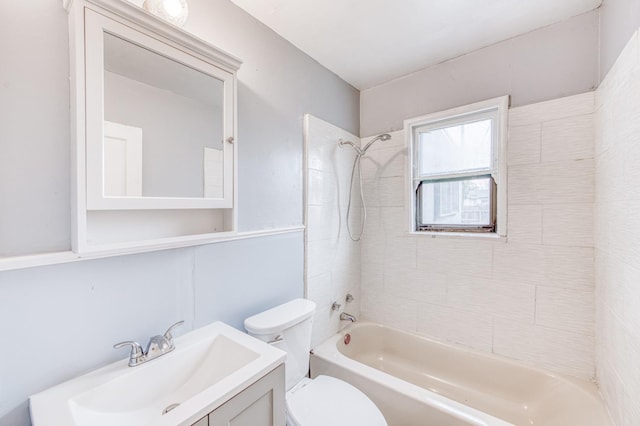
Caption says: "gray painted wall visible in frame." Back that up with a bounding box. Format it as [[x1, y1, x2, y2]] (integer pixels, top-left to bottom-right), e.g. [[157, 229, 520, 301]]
[[0, 0, 358, 424], [360, 10, 600, 137], [599, 0, 640, 79], [0, 1, 71, 257]]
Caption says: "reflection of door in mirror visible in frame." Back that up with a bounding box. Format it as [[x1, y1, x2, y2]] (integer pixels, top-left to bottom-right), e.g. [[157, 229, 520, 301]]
[[203, 147, 223, 198], [102, 32, 225, 199], [103, 121, 143, 197]]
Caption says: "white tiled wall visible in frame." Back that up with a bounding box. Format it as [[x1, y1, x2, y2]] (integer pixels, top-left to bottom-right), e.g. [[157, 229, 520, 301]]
[[359, 92, 597, 379], [595, 29, 640, 426], [304, 115, 362, 347]]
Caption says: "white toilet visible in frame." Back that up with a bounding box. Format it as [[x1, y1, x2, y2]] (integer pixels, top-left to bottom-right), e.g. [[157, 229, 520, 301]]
[[244, 298, 387, 426]]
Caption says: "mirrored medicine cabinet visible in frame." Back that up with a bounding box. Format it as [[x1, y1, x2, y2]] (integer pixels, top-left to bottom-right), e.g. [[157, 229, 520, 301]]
[[64, 0, 242, 254]]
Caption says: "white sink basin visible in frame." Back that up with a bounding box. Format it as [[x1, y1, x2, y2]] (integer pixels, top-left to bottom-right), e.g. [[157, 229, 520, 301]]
[[30, 322, 286, 426]]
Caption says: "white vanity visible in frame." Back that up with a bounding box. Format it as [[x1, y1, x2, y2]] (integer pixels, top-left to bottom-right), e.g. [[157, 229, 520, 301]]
[[29, 322, 286, 426], [64, 0, 241, 254]]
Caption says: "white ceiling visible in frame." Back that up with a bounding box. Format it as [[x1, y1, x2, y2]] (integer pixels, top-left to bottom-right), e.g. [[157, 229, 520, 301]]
[[230, 0, 602, 90]]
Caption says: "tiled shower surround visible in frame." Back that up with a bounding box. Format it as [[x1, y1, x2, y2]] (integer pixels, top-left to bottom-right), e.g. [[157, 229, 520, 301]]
[[304, 115, 362, 347], [595, 29, 640, 426], [359, 92, 596, 379], [304, 33, 640, 422]]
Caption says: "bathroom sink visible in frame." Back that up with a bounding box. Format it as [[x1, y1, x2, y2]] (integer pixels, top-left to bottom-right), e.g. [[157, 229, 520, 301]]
[[29, 322, 286, 426]]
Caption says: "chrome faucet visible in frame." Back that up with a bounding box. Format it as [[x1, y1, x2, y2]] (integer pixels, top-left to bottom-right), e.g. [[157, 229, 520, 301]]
[[339, 312, 357, 322], [114, 320, 184, 367]]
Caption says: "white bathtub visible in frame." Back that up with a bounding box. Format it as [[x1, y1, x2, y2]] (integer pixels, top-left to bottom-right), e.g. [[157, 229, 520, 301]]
[[310, 322, 611, 426]]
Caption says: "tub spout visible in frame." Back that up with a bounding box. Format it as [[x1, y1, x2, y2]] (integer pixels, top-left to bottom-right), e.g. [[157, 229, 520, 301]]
[[340, 312, 357, 322]]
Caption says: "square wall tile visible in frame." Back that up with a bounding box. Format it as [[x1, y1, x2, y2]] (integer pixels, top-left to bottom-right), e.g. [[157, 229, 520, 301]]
[[372, 177, 405, 207], [508, 92, 594, 127], [330, 267, 359, 303], [541, 114, 594, 162], [623, 124, 640, 201], [361, 179, 381, 207], [493, 318, 595, 379], [331, 237, 360, 277], [360, 263, 384, 293], [508, 159, 594, 205], [542, 245, 594, 291], [307, 169, 338, 206], [508, 124, 541, 166], [596, 359, 624, 426], [507, 204, 542, 244], [360, 290, 418, 332], [493, 243, 544, 285], [306, 238, 343, 279], [535, 286, 595, 335], [360, 146, 407, 180], [416, 303, 493, 352], [307, 272, 332, 308], [619, 263, 640, 333], [311, 304, 342, 348], [361, 232, 385, 268], [362, 206, 382, 237], [384, 236, 417, 270], [306, 204, 340, 242], [623, 385, 640, 426], [542, 203, 594, 247], [447, 275, 536, 323], [380, 206, 409, 238], [417, 238, 494, 278], [383, 267, 447, 305]]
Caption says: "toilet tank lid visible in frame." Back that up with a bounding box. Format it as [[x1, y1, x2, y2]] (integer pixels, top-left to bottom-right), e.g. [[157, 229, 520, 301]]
[[244, 299, 316, 335]]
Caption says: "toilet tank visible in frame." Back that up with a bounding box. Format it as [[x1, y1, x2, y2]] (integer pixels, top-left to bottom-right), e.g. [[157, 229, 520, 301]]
[[244, 299, 316, 390]]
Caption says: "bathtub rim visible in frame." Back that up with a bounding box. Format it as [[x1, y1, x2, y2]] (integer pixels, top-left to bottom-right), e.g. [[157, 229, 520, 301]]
[[312, 322, 513, 426], [311, 321, 611, 426]]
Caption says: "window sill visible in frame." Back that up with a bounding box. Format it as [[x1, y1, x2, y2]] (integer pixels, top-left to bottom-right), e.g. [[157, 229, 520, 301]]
[[409, 231, 506, 241]]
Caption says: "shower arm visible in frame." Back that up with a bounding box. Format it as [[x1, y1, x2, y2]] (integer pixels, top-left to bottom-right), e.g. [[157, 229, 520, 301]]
[[339, 133, 390, 156], [338, 139, 363, 156]]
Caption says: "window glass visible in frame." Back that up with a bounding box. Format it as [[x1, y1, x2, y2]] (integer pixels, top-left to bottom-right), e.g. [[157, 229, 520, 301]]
[[418, 119, 492, 176], [418, 176, 493, 228]]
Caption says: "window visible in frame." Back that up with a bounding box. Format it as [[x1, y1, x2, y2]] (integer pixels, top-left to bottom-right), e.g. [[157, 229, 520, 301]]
[[405, 97, 508, 235]]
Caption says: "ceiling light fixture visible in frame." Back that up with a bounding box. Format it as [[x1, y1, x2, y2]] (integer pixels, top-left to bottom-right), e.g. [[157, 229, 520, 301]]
[[143, 0, 189, 27]]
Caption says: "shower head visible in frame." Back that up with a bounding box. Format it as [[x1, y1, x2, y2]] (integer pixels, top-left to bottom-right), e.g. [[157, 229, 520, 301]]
[[361, 133, 392, 154]]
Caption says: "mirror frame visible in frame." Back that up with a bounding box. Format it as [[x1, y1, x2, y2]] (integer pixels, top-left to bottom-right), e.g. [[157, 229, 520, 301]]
[[85, 8, 235, 210]]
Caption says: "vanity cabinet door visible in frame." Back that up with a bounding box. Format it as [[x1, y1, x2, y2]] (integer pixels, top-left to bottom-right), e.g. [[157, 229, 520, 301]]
[[208, 364, 285, 426]]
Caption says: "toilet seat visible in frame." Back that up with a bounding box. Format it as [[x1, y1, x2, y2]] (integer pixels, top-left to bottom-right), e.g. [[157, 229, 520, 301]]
[[286, 375, 387, 426]]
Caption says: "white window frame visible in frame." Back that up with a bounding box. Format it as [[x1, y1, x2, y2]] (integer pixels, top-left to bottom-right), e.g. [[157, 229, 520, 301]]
[[404, 96, 509, 237]]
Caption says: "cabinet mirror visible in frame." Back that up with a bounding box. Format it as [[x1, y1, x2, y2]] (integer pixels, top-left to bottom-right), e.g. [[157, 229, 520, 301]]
[[85, 8, 235, 210]]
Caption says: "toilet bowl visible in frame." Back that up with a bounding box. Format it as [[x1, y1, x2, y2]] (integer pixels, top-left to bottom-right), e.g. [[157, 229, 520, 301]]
[[244, 299, 387, 426], [286, 375, 386, 426]]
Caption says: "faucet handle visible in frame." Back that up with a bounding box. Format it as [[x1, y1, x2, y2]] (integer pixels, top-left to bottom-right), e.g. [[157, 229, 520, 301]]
[[113, 341, 144, 366], [163, 320, 184, 344]]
